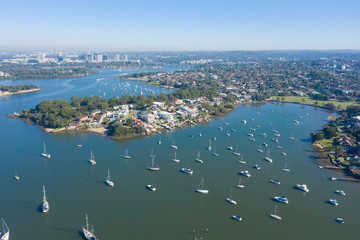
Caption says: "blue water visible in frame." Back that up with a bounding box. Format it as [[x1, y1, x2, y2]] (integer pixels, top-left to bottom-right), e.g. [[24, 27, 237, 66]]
[[0, 69, 359, 240]]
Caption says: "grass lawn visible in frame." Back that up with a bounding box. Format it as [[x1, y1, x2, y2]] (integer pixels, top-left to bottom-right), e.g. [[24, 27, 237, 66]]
[[317, 138, 334, 148], [270, 96, 360, 110]]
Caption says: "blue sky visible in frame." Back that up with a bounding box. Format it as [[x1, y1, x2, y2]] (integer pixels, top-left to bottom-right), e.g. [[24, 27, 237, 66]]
[[0, 0, 359, 50]]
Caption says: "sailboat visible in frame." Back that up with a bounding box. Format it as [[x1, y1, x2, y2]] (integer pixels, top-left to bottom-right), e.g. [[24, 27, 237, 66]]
[[265, 149, 273, 163], [0, 218, 9, 240], [196, 177, 209, 194], [195, 151, 203, 163], [14, 171, 19, 181], [207, 139, 212, 151], [148, 156, 160, 171], [89, 151, 96, 165], [41, 142, 51, 158], [172, 151, 180, 162], [257, 145, 263, 153], [41, 185, 49, 213], [226, 189, 237, 204], [238, 154, 246, 164], [226, 130, 230, 136], [282, 162, 290, 172], [170, 139, 178, 150], [233, 147, 240, 156], [105, 169, 114, 187], [270, 205, 282, 220], [199, 130, 202, 137], [236, 177, 244, 188], [212, 147, 219, 157], [82, 214, 98, 240], [124, 148, 131, 159], [158, 136, 162, 145]]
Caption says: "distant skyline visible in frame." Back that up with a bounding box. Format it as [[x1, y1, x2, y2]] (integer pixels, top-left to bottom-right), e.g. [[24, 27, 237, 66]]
[[1, 0, 360, 51]]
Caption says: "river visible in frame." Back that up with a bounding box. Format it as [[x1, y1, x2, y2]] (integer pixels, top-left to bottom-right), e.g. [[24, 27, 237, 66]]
[[0, 67, 359, 240]]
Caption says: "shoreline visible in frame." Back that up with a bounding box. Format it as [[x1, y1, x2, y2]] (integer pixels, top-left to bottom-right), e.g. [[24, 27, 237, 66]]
[[1, 88, 41, 96]]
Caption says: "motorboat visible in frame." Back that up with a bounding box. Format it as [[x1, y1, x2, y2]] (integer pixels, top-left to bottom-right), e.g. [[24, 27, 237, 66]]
[[335, 190, 345, 196], [336, 218, 344, 224], [329, 199, 338, 206], [296, 184, 309, 192], [270, 179, 280, 185], [181, 168, 193, 175], [147, 185, 156, 191], [232, 215, 242, 221], [274, 196, 288, 204], [240, 170, 251, 177]]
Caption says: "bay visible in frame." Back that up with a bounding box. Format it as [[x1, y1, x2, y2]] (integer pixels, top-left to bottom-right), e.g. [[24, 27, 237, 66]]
[[0, 68, 359, 240]]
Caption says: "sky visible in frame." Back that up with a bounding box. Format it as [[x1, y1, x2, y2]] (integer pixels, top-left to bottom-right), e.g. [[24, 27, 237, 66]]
[[0, 0, 359, 51]]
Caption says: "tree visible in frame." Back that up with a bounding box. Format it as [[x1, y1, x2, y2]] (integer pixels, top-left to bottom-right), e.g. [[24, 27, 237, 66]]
[[323, 127, 337, 139], [126, 117, 133, 126], [312, 133, 324, 143]]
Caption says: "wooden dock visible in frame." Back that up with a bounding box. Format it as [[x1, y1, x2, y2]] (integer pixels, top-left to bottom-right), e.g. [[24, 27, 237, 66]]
[[319, 165, 346, 170]]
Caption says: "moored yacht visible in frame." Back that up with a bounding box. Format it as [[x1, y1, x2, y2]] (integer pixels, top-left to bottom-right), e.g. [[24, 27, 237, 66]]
[[227, 146, 233, 151], [296, 184, 309, 192], [254, 165, 260, 170], [148, 156, 160, 171], [41, 142, 51, 158], [195, 151, 203, 164], [336, 218, 344, 224], [274, 196, 288, 204], [181, 168, 193, 175], [124, 148, 131, 159], [172, 151, 180, 162], [0, 218, 10, 240], [232, 215, 242, 221], [236, 177, 244, 188], [105, 169, 114, 187], [82, 214, 98, 240], [240, 170, 251, 177], [329, 199, 339, 206], [226, 189, 237, 204], [196, 178, 209, 194], [41, 185, 49, 213], [89, 150, 96, 165], [270, 205, 281, 220], [270, 179, 280, 185], [147, 185, 156, 191], [335, 190, 345, 196]]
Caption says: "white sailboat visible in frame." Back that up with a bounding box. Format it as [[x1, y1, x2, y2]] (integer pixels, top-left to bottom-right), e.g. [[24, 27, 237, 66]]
[[207, 139, 212, 151], [172, 151, 180, 162], [195, 151, 203, 163], [89, 150, 96, 165], [265, 149, 273, 163], [212, 147, 219, 157], [158, 136, 162, 145], [257, 145, 263, 153], [148, 156, 160, 171], [0, 218, 9, 240], [196, 177, 209, 194], [170, 139, 178, 150], [270, 205, 281, 220], [238, 154, 246, 164], [226, 130, 230, 136], [124, 148, 131, 159], [105, 169, 114, 187], [226, 189, 237, 204], [233, 147, 240, 156], [282, 162, 290, 172], [82, 214, 98, 240], [236, 177, 244, 188], [41, 142, 51, 158], [199, 130, 202, 137], [41, 185, 49, 213], [14, 171, 19, 181]]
